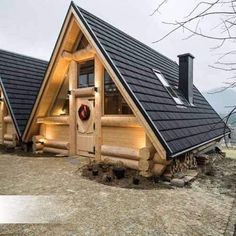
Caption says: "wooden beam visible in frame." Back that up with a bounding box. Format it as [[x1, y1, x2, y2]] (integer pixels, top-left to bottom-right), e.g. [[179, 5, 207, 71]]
[[152, 164, 167, 176], [36, 116, 69, 125], [101, 155, 139, 170], [1, 101, 7, 143], [61, 45, 95, 62], [94, 56, 103, 162], [74, 87, 96, 98], [32, 135, 45, 144], [3, 134, 16, 147], [33, 143, 44, 152], [153, 152, 172, 165], [101, 145, 140, 161], [43, 147, 69, 156], [44, 139, 70, 150], [4, 134, 15, 141], [139, 147, 151, 160], [101, 116, 141, 128], [3, 116, 12, 123], [69, 61, 77, 156]]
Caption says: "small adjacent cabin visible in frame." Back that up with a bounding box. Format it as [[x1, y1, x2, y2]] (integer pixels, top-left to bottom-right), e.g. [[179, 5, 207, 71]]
[[23, 3, 230, 176], [0, 49, 47, 147]]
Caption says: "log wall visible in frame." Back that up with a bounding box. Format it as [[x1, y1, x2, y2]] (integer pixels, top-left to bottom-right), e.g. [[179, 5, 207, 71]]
[[102, 126, 146, 149], [42, 124, 69, 141], [0, 105, 2, 144]]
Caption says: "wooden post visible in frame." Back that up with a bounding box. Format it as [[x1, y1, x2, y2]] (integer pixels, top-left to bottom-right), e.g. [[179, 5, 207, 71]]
[[0, 92, 3, 144], [69, 61, 78, 156], [145, 135, 156, 157], [94, 56, 103, 162], [1, 101, 7, 144]]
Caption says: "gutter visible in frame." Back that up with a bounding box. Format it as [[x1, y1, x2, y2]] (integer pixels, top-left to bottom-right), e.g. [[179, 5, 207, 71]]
[[170, 132, 230, 158]]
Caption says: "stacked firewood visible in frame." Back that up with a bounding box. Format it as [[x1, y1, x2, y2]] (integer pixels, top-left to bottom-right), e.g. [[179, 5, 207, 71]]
[[195, 154, 210, 166], [163, 153, 197, 177]]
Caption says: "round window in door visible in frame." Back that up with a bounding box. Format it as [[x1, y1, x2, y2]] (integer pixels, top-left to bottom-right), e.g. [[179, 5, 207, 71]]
[[78, 104, 91, 121]]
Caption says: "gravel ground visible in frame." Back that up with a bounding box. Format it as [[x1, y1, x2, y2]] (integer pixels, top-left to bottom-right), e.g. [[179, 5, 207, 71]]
[[0, 150, 235, 236]]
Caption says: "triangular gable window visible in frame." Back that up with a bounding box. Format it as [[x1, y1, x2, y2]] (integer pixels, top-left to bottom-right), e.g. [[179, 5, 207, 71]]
[[77, 35, 89, 51], [104, 70, 133, 115], [50, 75, 69, 116]]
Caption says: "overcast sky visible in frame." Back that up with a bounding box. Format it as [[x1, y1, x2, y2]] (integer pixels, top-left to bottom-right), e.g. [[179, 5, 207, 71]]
[[0, 0, 232, 91]]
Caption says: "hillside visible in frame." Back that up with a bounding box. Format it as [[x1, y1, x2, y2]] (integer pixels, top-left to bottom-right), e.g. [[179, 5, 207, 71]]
[[202, 88, 236, 115]]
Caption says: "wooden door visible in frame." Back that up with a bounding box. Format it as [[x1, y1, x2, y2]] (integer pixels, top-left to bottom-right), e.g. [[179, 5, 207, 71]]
[[76, 97, 95, 157]]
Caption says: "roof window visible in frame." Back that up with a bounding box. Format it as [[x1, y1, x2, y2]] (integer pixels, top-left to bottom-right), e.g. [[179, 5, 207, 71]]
[[154, 70, 183, 105]]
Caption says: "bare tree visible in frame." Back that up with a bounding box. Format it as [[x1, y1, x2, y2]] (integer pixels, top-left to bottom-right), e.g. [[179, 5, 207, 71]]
[[151, 0, 236, 93]]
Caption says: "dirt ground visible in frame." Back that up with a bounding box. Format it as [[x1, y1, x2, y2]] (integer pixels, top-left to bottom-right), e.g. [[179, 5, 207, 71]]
[[0, 147, 235, 236]]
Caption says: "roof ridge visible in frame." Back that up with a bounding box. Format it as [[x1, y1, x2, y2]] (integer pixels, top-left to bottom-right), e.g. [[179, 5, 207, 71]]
[[0, 48, 48, 64], [76, 5, 178, 66]]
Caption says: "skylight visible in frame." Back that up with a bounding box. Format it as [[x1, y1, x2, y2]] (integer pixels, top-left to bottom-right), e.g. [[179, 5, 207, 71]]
[[154, 70, 183, 105]]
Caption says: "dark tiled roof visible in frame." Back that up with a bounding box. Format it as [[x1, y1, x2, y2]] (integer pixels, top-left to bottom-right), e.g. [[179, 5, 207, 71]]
[[74, 5, 229, 157], [0, 49, 48, 136]]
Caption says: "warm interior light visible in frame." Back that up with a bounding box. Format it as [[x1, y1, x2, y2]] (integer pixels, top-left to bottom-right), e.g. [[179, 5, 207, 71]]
[[60, 109, 66, 116], [39, 138, 45, 144]]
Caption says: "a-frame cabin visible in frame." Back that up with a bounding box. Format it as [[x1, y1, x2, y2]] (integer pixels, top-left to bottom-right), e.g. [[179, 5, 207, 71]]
[[0, 49, 47, 147], [23, 2, 229, 176]]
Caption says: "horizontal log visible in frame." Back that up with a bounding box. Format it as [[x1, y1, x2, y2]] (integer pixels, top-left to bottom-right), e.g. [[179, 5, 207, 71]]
[[138, 160, 153, 172], [138, 160, 150, 172], [43, 147, 69, 156], [101, 155, 139, 170], [153, 153, 172, 165], [37, 116, 69, 125], [32, 135, 45, 143], [44, 140, 70, 150], [3, 116, 12, 123], [101, 145, 140, 160], [139, 147, 151, 160], [74, 87, 96, 98], [101, 116, 141, 128], [3, 140, 15, 146], [4, 134, 15, 141], [61, 45, 95, 62], [33, 143, 44, 151], [152, 164, 167, 176]]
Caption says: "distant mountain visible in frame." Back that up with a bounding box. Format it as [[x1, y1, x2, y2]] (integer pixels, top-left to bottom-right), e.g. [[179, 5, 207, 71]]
[[202, 88, 236, 116]]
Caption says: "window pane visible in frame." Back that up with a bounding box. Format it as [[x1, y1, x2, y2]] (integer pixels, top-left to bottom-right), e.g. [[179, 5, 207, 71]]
[[104, 71, 133, 115], [167, 87, 178, 98], [154, 70, 183, 105], [78, 60, 94, 88], [77, 35, 89, 50], [79, 74, 88, 88], [88, 73, 94, 86], [50, 75, 69, 116]]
